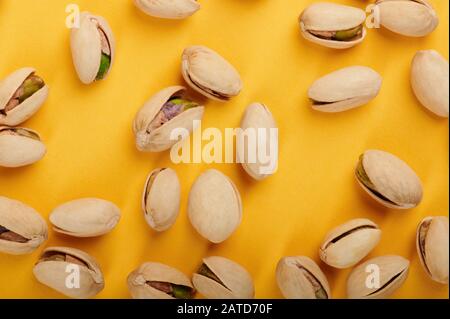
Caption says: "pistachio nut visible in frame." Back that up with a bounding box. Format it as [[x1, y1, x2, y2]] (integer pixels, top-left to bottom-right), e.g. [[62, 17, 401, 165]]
[[181, 45, 243, 101], [298, 2, 366, 49], [308, 66, 382, 112], [70, 12, 115, 84], [347, 255, 409, 299], [49, 198, 121, 238], [134, 0, 200, 19], [355, 150, 423, 209], [0, 196, 48, 255], [33, 246, 104, 298], [411, 50, 449, 118], [192, 256, 254, 299], [416, 216, 449, 284], [276, 256, 331, 299], [375, 0, 439, 37], [0, 67, 48, 126], [127, 262, 195, 299], [133, 86, 204, 152], [0, 126, 46, 168], [188, 169, 242, 243], [320, 218, 381, 269]]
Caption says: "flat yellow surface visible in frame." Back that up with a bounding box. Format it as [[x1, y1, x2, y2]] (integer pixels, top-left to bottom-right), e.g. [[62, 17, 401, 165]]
[[0, 0, 448, 299]]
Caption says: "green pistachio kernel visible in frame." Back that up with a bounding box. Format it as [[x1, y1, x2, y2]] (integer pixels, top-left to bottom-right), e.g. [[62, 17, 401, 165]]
[[96, 53, 111, 80], [334, 25, 363, 41]]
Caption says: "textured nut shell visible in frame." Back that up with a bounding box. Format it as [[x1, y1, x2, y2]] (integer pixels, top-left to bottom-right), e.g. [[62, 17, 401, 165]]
[[134, 0, 200, 19], [320, 218, 381, 269], [181, 45, 242, 101], [309, 66, 382, 112], [50, 198, 121, 237], [192, 256, 254, 299], [276, 256, 331, 299], [188, 169, 242, 243], [411, 50, 449, 118], [347, 255, 409, 299], [0, 196, 47, 255], [127, 262, 193, 299]]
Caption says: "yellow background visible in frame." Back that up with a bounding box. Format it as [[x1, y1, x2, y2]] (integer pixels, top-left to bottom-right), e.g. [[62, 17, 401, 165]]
[[0, 0, 448, 299]]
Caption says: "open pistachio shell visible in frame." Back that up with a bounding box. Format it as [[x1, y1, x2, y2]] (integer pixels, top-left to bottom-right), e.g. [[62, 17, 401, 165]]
[[134, 0, 200, 19], [347, 255, 409, 299], [320, 218, 381, 269], [308, 66, 382, 112], [416, 216, 449, 284], [192, 256, 254, 299], [276, 256, 331, 299], [0, 67, 48, 126], [181, 45, 243, 101]]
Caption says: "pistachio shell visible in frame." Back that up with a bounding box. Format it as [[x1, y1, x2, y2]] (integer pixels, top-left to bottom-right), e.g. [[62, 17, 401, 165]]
[[347, 255, 409, 299], [0, 196, 48, 255], [181, 45, 243, 101], [133, 86, 204, 152], [416, 216, 449, 284], [0, 67, 48, 126], [192, 256, 254, 299], [134, 0, 200, 19], [411, 50, 449, 118], [356, 150, 423, 209], [276, 256, 331, 299], [127, 262, 194, 299], [33, 246, 104, 299], [188, 169, 242, 243], [375, 0, 439, 37], [308, 66, 382, 112], [0, 126, 46, 168], [49, 198, 121, 238], [320, 218, 381, 269]]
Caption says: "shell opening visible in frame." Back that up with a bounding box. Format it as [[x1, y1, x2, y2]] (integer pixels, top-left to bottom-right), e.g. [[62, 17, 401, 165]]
[[367, 269, 407, 296], [308, 25, 363, 42], [0, 127, 40, 140], [197, 263, 230, 291], [418, 219, 432, 275], [1, 73, 45, 115], [38, 250, 89, 269], [143, 168, 166, 213], [92, 19, 111, 81], [185, 72, 231, 101], [325, 225, 377, 249], [296, 264, 328, 299], [0, 225, 29, 243], [146, 281, 195, 299]]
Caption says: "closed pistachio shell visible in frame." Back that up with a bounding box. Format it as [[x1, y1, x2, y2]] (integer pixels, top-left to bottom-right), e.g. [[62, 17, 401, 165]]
[[33, 247, 104, 299], [127, 262, 195, 299], [276, 256, 331, 299], [49, 198, 121, 238], [308, 66, 382, 112], [411, 50, 449, 118], [188, 169, 242, 243], [0, 126, 46, 168], [133, 86, 204, 152], [347, 255, 409, 299], [416, 216, 449, 284], [181, 45, 243, 101], [134, 0, 200, 19], [0, 67, 48, 126], [355, 150, 423, 209], [0, 196, 48, 255], [192, 256, 254, 299], [320, 218, 381, 269]]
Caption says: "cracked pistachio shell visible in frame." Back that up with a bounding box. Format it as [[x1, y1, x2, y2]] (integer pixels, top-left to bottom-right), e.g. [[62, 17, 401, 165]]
[[181, 46, 243, 101], [49, 198, 121, 238], [33, 246, 104, 299], [320, 218, 381, 269], [192, 256, 254, 299], [375, 0, 439, 37], [276, 256, 331, 299], [416, 216, 449, 284], [299, 2, 367, 49], [142, 168, 181, 232], [411, 50, 449, 118], [70, 12, 115, 84], [133, 86, 204, 152], [0, 126, 46, 168], [0, 67, 49, 126], [188, 169, 242, 243], [134, 0, 200, 19], [308, 66, 382, 113], [356, 150, 423, 209], [347, 255, 409, 299], [0, 196, 48, 255], [127, 262, 194, 299]]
